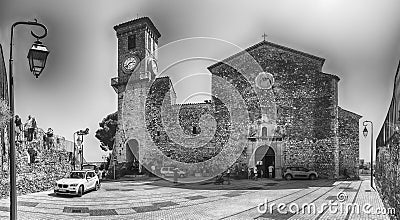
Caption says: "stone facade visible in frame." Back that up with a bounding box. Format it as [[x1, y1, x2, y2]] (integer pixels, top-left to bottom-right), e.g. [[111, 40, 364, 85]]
[[375, 60, 400, 219], [111, 17, 361, 179], [338, 107, 361, 178], [375, 134, 400, 220], [207, 41, 344, 179]]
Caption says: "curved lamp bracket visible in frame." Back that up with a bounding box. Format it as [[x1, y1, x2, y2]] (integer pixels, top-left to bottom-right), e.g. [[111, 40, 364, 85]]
[[11, 19, 48, 45], [30, 19, 47, 40]]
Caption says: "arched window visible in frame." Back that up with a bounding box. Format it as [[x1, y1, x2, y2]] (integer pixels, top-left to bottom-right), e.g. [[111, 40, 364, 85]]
[[262, 127, 268, 137], [128, 34, 136, 50]]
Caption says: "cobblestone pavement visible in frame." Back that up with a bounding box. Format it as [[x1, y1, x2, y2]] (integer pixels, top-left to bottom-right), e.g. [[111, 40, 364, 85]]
[[0, 177, 393, 219]]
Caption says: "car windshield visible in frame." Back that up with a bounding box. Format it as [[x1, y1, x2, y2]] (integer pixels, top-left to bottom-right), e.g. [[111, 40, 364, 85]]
[[82, 165, 96, 170], [70, 172, 85, 179]]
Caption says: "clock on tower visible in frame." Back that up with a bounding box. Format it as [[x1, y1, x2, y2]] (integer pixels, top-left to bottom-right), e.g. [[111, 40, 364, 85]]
[[113, 17, 161, 83]]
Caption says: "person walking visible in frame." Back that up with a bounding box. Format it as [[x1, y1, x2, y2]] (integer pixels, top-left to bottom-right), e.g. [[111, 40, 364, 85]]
[[173, 167, 179, 184], [98, 169, 103, 182], [96, 167, 103, 183]]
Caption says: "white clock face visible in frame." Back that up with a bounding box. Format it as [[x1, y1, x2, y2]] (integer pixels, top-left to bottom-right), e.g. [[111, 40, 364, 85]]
[[255, 72, 274, 89], [123, 56, 138, 72]]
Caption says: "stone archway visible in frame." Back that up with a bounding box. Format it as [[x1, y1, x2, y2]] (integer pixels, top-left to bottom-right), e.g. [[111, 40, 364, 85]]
[[126, 139, 140, 174], [255, 146, 275, 178]]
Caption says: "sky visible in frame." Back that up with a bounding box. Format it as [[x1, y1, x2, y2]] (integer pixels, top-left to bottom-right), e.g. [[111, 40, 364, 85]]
[[0, 0, 400, 162]]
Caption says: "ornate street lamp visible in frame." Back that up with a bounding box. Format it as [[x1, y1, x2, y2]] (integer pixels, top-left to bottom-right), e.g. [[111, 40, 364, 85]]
[[363, 126, 368, 138], [363, 120, 374, 189], [27, 40, 49, 78], [8, 19, 48, 220], [76, 136, 82, 146]]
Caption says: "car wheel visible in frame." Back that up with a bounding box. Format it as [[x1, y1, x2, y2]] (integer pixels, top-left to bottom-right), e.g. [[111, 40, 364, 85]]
[[95, 182, 100, 191], [285, 174, 293, 180], [309, 174, 316, 180], [78, 185, 84, 197]]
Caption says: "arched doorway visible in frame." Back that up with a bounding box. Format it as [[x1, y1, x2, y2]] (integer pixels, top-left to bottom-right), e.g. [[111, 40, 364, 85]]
[[255, 146, 275, 178], [126, 139, 140, 174]]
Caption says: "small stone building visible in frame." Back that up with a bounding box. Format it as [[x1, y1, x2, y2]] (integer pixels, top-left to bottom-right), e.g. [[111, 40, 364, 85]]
[[111, 17, 361, 179]]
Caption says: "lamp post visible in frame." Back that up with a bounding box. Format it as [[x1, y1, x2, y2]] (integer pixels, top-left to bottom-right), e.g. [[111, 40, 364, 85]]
[[76, 136, 82, 168], [73, 132, 76, 170], [76, 128, 89, 169], [8, 20, 49, 220], [72, 131, 80, 170], [363, 120, 374, 189]]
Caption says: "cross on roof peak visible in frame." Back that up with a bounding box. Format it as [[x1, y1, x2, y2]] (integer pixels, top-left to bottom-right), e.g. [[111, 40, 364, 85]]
[[262, 33, 268, 41]]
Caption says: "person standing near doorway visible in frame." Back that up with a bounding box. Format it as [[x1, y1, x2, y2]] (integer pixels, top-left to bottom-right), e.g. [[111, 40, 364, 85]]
[[253, 167, 258, 181], [173, 167, 178, 184], [268, 165, 274, 179], [226, 168, 231, 185]]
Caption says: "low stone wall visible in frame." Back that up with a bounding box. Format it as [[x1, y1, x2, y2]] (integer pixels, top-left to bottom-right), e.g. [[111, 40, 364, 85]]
[[0, 142, 72, 199]]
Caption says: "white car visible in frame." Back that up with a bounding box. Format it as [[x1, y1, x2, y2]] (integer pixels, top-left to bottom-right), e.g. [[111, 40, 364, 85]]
[[54, 170, 100, 196], [283, 167, 318, 180]]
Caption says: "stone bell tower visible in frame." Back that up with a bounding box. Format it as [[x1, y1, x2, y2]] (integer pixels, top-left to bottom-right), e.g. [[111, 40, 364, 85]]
[[111, 17, 161, 170]]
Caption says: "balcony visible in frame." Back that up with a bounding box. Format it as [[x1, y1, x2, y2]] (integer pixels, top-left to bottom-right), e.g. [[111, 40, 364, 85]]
[[247, 135, 282, 142], [111, 76, 129, 92]]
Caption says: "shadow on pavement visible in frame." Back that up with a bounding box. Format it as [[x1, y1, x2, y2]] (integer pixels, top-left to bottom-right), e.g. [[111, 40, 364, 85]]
[[141, 178, 339, 191]]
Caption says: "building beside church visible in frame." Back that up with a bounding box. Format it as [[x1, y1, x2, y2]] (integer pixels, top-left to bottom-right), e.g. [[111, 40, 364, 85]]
[[111, 17, 361, 179], [375, 60, 400, 218]]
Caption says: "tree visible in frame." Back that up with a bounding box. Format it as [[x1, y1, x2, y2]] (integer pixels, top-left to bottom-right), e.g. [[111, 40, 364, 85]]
[[95, 111, 117, 151]]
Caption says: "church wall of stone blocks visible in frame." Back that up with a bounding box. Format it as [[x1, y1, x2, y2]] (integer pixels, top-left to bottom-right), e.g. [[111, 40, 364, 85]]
[[111, 17, 361, 179]]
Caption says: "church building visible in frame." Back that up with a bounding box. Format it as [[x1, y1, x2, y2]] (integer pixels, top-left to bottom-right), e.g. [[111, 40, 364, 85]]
[[111, 17, 361, 179]]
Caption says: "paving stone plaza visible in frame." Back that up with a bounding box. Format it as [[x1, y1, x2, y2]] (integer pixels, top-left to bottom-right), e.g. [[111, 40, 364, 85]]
[[0, 176, 392, 219]]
